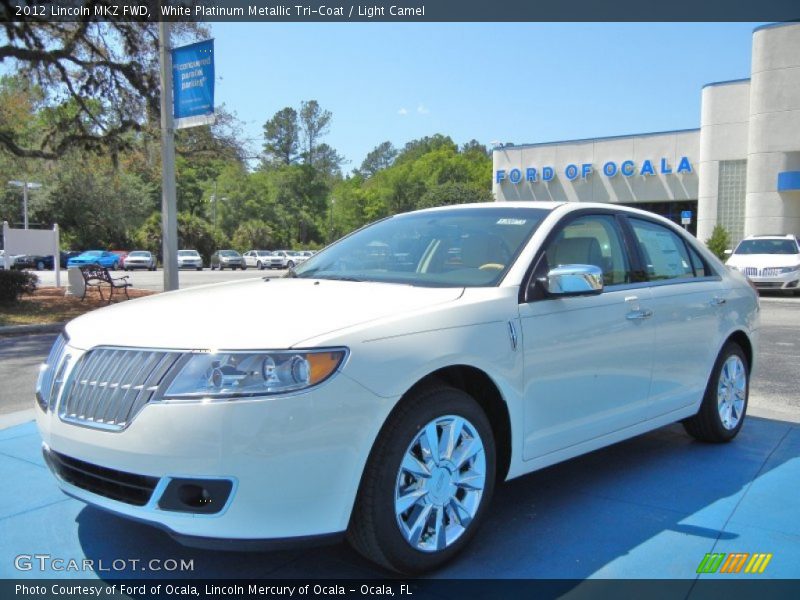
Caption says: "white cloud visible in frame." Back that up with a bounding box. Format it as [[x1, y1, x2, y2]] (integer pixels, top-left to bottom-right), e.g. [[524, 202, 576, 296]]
[[397, 107, 408, 116], [417, 103, 429, 115]]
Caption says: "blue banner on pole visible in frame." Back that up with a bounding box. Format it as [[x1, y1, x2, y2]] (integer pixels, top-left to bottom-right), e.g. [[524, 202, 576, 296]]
[[172, 39, 215, 129]]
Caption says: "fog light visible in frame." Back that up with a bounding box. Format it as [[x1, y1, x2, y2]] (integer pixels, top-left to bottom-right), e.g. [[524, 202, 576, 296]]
[[158, 478, 233, 514]]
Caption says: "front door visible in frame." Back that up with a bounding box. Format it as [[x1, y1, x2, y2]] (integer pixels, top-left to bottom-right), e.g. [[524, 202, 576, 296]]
[[519, 213, 655, 460]]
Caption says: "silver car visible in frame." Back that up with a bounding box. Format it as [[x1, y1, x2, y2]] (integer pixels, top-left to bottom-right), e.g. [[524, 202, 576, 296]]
[[177, 249, 203, 271], [242, 250, 273, 270], [123, 251, 157, 271], [211, 250, 244, 270]]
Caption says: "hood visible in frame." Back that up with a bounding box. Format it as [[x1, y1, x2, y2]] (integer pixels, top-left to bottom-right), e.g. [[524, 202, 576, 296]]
[[65, 278, 464, 351], [727, 254, 800, 268]]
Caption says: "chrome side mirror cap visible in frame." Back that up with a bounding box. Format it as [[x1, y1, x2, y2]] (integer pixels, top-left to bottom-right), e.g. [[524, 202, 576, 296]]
[[543, 264, 604, 296]]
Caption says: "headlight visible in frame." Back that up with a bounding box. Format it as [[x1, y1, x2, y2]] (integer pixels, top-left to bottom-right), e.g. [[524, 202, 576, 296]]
[[161, 349, 347, 400], [776, 265, 800, 274]]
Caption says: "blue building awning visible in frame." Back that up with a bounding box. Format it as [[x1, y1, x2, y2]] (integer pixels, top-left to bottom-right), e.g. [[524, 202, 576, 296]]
[[777, 171, 800, 191]]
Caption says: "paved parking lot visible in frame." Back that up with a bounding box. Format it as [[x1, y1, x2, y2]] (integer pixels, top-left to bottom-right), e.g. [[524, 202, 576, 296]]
[[33, 267, 286, 292], [0, 296, 798, 581]]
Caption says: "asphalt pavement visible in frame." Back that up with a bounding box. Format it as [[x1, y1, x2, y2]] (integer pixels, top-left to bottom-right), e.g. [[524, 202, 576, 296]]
[[33, 267, 285, 292]]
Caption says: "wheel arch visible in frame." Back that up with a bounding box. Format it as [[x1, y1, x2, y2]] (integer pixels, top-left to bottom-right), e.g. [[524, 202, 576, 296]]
[[725, 329, 754, 371], [367, 364, 512, 485]]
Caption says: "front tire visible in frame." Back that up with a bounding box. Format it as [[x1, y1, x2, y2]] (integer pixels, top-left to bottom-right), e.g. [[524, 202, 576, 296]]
[[347, 385, 496, 574], [683, 342, 749, 443]]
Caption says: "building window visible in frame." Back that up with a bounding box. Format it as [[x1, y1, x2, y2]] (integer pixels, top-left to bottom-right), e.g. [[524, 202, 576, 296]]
[[718, 160, 747, 244]]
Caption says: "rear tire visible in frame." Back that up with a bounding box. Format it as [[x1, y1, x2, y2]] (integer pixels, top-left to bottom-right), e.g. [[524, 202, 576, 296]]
[[683, 342, 749, 443], [347, 384, 496, 574]]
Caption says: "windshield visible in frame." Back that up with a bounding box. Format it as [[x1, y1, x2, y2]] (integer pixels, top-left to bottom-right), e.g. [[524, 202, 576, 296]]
[[220, 250, 239, 257], [734, 239, 798, 255], [293, 207, 550, 287], [83, 251, 102, 257], [178, 250, 198, 257], [129, 251, 149, 257]]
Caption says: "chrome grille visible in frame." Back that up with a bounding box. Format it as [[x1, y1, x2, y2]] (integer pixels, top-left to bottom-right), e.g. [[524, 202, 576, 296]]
[[761, 268, 781, 277], [58, 348, 183, 431], [36, 334, 69, 411], [742, 267, 758, 277]]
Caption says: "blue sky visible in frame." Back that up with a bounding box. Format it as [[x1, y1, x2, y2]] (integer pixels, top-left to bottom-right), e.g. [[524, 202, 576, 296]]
[[209, 22, 762, 170]]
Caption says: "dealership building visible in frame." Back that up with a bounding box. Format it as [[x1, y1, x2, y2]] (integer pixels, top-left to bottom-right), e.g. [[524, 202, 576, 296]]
[[492, 22, 800, 244]]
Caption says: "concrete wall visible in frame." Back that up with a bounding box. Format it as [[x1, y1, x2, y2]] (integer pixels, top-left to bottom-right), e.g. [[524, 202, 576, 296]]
[[696, 80, 750, 242], [493, 130, 699, 206], [744, 22, 800, 237]]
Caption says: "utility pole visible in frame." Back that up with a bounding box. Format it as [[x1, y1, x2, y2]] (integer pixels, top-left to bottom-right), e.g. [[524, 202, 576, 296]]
[[158, 20, 179, 291]]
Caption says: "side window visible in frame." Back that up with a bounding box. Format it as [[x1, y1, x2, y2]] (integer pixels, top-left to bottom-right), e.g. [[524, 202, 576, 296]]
[[544, 214, 631, 286], [687, 245, 708, 278], [629, 218, 695, 280]]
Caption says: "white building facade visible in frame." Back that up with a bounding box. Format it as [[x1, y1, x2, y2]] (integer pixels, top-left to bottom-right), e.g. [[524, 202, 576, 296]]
[[493, 22, 800, 244]]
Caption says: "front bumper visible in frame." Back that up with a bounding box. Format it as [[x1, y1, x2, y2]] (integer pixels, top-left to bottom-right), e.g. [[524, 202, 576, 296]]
[[178, 260, 202, 268], [36, 348, 396, 544], [747, 272, 800, 291]]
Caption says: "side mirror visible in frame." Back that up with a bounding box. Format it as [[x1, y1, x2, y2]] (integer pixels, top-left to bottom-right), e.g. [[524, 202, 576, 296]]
[[724, 249, 733, 256], [542, 264, 604, 297]]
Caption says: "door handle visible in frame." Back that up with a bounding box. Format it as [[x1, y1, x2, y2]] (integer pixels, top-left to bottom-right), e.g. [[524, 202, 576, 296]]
[[709, 296, 727, 307], [626, 309, 653, 320]]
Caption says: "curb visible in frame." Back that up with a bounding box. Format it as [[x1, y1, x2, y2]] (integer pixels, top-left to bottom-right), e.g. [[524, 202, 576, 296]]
[[0, 322, 66, 337]]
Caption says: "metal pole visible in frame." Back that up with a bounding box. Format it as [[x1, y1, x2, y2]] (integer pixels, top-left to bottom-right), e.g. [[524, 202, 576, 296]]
[[159, 19, 179, 291], [23, 182, 28, 229], [53, 223, 61, 289]]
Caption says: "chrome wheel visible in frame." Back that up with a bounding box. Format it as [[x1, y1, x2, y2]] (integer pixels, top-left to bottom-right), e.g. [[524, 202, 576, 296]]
[[717, 355, 746, 430], [394, 415, 486, 553]]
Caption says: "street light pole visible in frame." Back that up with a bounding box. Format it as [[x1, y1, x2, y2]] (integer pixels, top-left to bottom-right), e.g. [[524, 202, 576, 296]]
[[158, 20, 179, 291], [8, 180, 42, 229]]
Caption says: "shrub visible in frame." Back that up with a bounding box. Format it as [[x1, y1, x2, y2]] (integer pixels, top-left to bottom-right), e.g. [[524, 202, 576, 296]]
[[706, 225, 731, 260], [0, 270, 38, 304]]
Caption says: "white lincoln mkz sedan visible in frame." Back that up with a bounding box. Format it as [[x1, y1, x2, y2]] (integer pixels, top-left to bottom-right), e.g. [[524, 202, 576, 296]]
[[35, 202, 758, 573]]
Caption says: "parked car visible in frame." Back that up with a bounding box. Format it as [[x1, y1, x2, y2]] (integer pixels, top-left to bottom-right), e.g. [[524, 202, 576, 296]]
[[177, 249, 203, 271], [110, 250, 129, 269], [266, 250, 297, 269], [35, 202, 758, 574], [16, 251, 83, 270], [0, 250, 24, 270], [210, 249, 244, 270], [725, 234, 800, 294], [242, 250, 274, 270], [66, 250, 121, 270], [289, 250, 311, 266], [123, 251, 157, 271]]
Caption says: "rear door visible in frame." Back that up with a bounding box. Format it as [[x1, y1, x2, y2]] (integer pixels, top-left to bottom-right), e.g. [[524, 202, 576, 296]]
[[624, 217, 729, 419]]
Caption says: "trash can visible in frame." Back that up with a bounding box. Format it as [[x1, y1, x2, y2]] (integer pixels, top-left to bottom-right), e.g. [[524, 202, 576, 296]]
[[66, 267, 84, 298]]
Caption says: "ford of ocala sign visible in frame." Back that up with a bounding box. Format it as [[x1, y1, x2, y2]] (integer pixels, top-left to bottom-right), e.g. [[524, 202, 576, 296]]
[[496, 157, 693, 184]]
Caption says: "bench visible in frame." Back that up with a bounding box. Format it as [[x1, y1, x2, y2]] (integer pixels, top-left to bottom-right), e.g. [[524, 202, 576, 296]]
[[78, 265, 130, 303]]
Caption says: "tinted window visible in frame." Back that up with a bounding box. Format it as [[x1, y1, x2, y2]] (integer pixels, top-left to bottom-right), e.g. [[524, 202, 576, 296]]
[[687, 246, 708, 278], [630, 219, 694, 281], [544, 214, 630, 286]]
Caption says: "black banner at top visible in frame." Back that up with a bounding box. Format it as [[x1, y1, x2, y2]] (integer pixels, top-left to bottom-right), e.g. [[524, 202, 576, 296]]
[[2, 0, 800, 22]]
